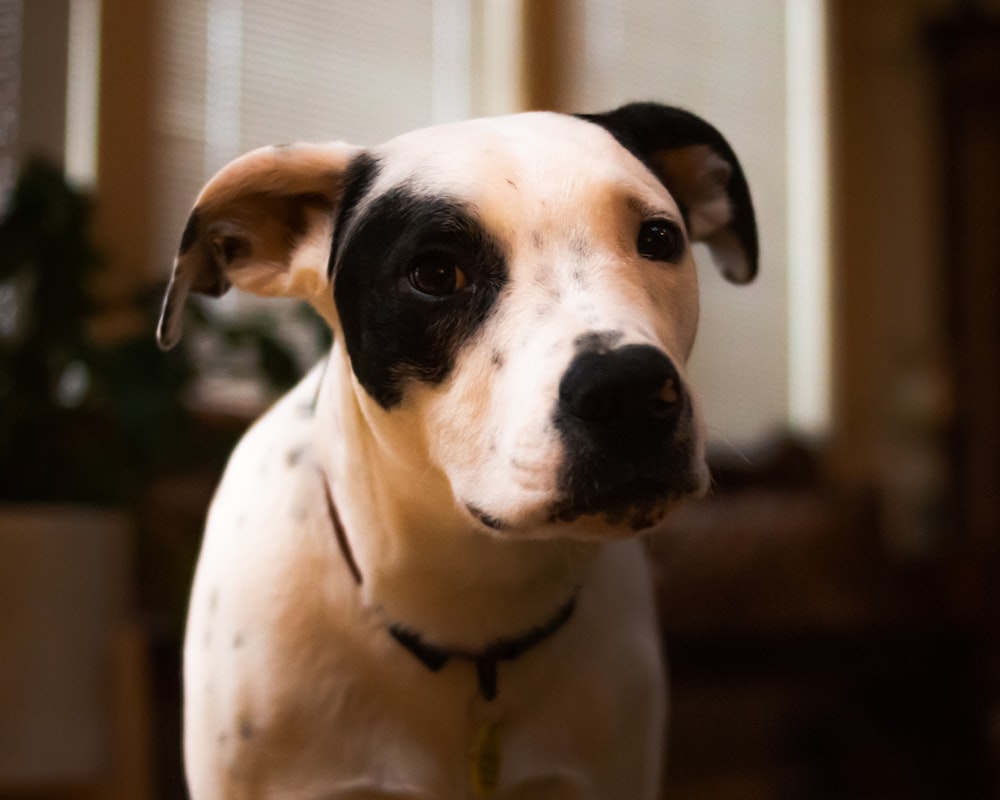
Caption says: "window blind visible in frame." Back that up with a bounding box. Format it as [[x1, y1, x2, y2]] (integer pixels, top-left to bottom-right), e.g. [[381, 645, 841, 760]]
[[151, 1, 440, 410], [153, 0, 437, 270]]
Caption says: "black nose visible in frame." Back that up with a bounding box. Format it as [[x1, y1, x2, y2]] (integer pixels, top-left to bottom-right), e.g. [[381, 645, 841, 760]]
[[558, 344, 683, 428], [553, 344, 692, 524]]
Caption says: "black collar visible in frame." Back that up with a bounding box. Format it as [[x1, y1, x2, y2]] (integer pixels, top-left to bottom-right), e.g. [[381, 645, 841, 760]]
[[386, 595, 577, 702], [322, 475, 577, 702]]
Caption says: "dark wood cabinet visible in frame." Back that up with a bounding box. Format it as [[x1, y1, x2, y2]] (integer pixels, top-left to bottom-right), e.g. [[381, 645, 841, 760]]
[[931, 17, 1000, 547]]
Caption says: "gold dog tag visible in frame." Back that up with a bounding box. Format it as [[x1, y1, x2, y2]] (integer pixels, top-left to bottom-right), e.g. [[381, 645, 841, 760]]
[[470, 720, 502, 798]]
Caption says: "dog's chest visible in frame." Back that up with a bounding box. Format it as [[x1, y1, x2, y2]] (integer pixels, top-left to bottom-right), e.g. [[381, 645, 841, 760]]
[[185, 368, 659, 797]]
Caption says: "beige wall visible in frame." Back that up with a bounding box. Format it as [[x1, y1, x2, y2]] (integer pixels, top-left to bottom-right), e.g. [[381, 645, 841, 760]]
[[90, 0, 157, 338], [13, 0, 157, 339]]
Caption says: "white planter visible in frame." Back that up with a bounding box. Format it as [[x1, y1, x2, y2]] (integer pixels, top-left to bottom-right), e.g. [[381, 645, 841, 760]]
[[0, 505, 130, 786]]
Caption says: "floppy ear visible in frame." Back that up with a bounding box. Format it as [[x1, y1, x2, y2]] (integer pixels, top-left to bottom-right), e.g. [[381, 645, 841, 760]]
[[156, 141, 363, 350], [579, 102, 759, 284]]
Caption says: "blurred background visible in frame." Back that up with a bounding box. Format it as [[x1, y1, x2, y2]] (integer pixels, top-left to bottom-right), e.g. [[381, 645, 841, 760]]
[[0, 0, 997, 797]]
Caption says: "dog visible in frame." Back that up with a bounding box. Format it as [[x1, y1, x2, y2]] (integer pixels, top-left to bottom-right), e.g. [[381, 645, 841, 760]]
[[158, 102, 757, 799]]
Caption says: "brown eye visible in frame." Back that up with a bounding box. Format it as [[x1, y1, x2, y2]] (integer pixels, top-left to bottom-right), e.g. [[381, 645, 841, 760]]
[[637, 219, 684, 263], [409, 258, 468, 296]]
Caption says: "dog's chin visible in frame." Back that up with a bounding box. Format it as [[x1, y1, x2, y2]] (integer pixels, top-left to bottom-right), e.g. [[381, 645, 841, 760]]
[[552, 498, 675, 534], [461, 459, 709, 539], [464, 492, 684, 540]]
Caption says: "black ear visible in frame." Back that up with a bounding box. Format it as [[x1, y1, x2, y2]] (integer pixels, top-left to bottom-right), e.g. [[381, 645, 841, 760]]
[[579, 102, 758, 283]]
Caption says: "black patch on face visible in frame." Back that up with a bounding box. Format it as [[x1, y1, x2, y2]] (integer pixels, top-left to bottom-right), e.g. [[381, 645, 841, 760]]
[[329, 153, 382, 278], [331, 184, 508, 408]]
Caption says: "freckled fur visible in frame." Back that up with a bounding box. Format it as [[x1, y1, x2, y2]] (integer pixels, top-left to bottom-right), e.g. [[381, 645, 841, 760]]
[[164, 106, 758, 798]]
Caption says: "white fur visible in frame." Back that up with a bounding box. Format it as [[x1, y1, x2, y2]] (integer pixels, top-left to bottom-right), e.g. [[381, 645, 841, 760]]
[[177, 112, 738, 798], [185, 363, 665, 798]]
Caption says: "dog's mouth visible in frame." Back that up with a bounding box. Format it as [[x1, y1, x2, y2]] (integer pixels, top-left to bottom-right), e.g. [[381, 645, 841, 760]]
[[462, 342, 705, 537], [463, 473, 695, 537], [549, 484, 687, 532], [460, 422, 705, 537], [466, 503, 507, 531]]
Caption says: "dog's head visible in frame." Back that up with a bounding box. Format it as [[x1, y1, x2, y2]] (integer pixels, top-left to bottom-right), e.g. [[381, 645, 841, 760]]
[[159, 103, 757, 538]]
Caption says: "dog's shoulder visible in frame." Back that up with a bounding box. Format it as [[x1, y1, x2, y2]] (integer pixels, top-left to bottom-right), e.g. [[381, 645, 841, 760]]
[[189, 359, 354, 639], [222, 359, 324, 478], [200, 361, 329, 552]]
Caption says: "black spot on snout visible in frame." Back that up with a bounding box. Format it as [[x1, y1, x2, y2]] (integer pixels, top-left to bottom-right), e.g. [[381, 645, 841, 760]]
[[332, 183, 508, 408], [574, 330, 624, 354], [285, 446, 305, 467]]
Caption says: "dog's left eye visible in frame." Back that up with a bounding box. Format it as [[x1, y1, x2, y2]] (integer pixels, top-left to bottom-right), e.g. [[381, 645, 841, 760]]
[[637, 219, 685, 263], [408, 256, 469, 297]]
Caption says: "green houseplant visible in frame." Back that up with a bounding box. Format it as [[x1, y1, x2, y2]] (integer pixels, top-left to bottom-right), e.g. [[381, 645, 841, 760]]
[[0, 158, 194, 504], [0, 157, 318, 506], [0, 156, 324, 627], [0, 159, 323, 787]]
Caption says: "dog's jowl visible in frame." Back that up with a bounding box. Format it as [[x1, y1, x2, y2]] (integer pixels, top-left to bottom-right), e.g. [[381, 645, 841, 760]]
[[159, 102, 757, 799]]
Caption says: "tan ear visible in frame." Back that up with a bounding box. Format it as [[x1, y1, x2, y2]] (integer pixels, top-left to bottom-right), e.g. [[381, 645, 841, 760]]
[[157, 141, 362, 350]]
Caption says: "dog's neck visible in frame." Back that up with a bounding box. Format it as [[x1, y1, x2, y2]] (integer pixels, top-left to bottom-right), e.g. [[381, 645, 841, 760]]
[[316, 344, 598, 651]]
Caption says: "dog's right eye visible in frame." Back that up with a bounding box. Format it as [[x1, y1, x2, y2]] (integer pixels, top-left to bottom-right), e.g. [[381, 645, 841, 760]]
[[408, 256, 468, 297], [637, 219, 685, 263]]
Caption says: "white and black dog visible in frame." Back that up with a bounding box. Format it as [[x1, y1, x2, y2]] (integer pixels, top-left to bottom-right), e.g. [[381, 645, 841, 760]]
[[158, 102, 757, 799]]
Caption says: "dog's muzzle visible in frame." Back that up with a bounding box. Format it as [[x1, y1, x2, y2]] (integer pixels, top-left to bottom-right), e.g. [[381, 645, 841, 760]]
[[552, 344, 698, 527]]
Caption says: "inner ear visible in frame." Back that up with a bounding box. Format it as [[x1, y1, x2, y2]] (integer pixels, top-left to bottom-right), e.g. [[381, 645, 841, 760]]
[[199, 191, 338, 296], [651, 144, 752, 283], [652, 144, 733, 240], [578, 103, 759, 284], [212, 232, 253, 267], [157, 141, 362, 350]]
